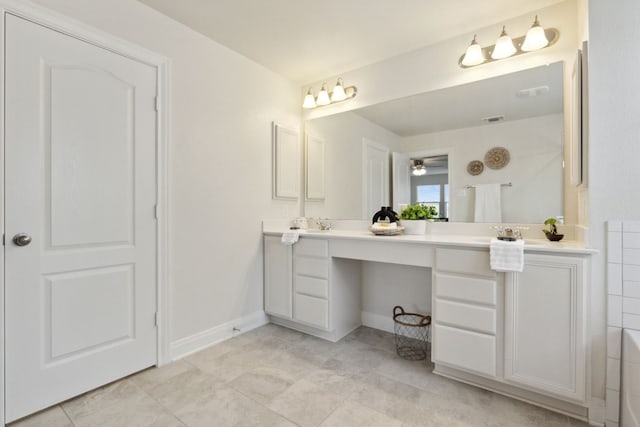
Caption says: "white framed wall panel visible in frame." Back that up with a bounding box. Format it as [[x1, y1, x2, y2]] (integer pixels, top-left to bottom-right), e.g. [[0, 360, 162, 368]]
[[272, 122, 300, 200], [305, 133, 325, 201]]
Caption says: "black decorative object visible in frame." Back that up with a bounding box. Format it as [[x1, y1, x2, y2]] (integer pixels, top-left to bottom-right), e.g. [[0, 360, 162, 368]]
[[372, 206, 399, 224]]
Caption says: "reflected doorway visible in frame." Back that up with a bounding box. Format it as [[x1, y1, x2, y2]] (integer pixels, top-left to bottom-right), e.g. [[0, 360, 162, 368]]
[[410, 155, 449, 219]]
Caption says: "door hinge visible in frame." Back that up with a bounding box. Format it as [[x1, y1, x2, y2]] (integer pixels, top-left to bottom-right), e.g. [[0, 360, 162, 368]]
[[154, 312, 159, 327], [154, 204, 159, 220], [154, 96, 160, 112], [2, 234, 4, 246]]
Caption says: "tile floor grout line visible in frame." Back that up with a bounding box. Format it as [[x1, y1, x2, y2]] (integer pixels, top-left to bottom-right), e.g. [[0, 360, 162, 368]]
[[127, 373, 190, 427], [59, 404, 77, 427]]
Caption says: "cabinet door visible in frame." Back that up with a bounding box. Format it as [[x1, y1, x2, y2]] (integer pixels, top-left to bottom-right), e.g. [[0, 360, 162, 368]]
[[504, 254, 587, 403], [264, 236, 292, 318]]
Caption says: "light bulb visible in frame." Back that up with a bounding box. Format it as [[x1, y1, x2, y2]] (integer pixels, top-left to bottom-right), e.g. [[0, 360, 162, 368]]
[[411, 160, 427, 176], [331, 78, 346, 102], [461, 35, 485, 67], [521, 16, 549, 52], [302, 88, 316, 109], [491, 26, 516, 60], [316, 83, 330, 106]]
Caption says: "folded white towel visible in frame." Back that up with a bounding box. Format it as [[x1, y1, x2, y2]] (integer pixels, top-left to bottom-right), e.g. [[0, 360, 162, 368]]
[[490, 238, 524, 272], [281, 231, 299, 245], [371, 222, 398, 230]]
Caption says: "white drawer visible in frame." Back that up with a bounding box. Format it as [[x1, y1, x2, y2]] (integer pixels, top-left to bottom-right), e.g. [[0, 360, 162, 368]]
[[435, 299, 496, 334], [295, 257, 329, 279], [294, 294, 329, 330], [434, 273, 497, 305], [294, 238, 329, 257], [295, 275, 329, 299], [435, 248, 495, 277], [433, 324, 497, 377]]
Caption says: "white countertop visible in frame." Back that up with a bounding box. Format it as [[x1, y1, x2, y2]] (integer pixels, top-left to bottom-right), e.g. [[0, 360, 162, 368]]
[[263, 226, 597, 255]]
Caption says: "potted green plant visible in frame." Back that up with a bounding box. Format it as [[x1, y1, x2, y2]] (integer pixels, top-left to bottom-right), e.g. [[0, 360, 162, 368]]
[[543, 217, 564, 241], [400, 204, 438, 235]]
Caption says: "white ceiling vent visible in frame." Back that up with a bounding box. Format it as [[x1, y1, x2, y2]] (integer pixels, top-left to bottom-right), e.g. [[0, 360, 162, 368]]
[[516, 85, 550, 98], [481, 115, 505, 124]]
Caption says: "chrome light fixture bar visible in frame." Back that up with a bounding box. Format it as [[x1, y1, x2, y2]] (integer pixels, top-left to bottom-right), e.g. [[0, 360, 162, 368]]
[[459, 16, 559, 68], [303, 77, 357, 109]]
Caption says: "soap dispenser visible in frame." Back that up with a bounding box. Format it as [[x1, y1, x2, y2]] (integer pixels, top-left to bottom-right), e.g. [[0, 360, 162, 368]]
[[372, 206, 399, 224]]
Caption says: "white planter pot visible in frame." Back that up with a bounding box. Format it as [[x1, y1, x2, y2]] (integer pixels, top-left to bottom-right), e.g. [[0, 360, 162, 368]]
[[401, 220, 427, 235]]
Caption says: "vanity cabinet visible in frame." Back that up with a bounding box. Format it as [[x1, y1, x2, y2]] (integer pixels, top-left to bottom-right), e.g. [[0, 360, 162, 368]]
[[263, 236, 292, 318], [293, 238, 330, 329], [264, 235, 361, 341], [432, 247, 502, 378], [504, 253, 587, 403]]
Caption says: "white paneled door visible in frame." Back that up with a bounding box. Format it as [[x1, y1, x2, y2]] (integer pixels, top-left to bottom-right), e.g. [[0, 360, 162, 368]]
[[363, 139, 389, 220], [5, 15, 158, 422]]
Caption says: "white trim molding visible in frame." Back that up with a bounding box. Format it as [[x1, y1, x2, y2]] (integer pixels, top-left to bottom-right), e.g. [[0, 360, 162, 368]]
[[170, 311, 270, 361], [0, 1, 171, 423]]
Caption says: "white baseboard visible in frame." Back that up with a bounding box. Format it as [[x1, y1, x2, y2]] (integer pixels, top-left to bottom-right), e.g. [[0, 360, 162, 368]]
[[589, 397, 605, 426], [170, 310, 269, 361], [361, 310, 395, 334]]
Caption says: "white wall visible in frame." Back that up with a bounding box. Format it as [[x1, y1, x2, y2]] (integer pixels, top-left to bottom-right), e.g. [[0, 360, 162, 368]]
[[402, 114, 564, 224], [304, 112, 402, 219], [361, 262, 431, 330], [29, 0, 301, 344], [588, 0, 640, 403]]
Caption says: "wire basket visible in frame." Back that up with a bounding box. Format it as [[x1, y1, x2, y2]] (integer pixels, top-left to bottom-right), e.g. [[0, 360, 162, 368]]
[[393, 306, 431, 361]]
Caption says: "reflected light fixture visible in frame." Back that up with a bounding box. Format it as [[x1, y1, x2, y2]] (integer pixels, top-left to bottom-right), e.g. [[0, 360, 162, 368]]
[[411, 159, 427, 176], [459, 16, 559, 68], [302, 78, 357, 109], [491, 26, 516, 59]]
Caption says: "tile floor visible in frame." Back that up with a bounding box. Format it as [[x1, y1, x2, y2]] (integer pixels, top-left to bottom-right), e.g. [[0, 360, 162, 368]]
[[10, 324, 590, 427]]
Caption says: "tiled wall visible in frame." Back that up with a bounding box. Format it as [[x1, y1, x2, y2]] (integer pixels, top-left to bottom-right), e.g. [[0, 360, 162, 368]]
[[606, 220, 640, 427]]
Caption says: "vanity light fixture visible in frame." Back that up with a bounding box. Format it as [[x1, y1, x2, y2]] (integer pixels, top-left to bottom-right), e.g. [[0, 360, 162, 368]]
[[411, 159, 427, 176], [302, 78, 357, 109], [521, 16, 549, 51], [459, 16, 559, 68], [331, 78, 347, 102], [316, 83, 331, 106], [461, 35, 485, 67], [491, 26, 517, 60]]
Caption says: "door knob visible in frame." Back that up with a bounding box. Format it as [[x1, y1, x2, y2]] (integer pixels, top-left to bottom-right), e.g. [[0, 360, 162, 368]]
[[13, 233, 32, 246]]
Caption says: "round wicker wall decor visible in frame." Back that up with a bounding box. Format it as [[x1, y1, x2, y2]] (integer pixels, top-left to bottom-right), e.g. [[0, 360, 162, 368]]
[[484, 147, 510, 169], [466, 160, 484, 176]]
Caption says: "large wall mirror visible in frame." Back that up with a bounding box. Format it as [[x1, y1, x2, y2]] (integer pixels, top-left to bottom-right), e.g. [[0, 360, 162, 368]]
[[304, 62, 564, 223]]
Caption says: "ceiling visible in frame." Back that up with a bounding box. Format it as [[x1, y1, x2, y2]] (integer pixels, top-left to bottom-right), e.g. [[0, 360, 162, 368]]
[[137, 0, 565, 84], [353, 62, 563, 137]]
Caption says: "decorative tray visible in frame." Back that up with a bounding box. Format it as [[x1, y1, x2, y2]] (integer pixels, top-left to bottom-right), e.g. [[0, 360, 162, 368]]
[[369, 226, 404, 236]]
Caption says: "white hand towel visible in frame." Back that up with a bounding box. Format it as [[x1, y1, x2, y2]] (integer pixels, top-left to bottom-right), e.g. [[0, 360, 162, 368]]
[[490, 238, 524, 272], [474, 184, 502, 223], [281, 230, 299, 245]]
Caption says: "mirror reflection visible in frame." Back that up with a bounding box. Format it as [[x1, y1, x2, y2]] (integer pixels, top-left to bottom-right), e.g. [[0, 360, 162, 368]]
[[408, 155, 449, 220], [304, 62, 564, 223]]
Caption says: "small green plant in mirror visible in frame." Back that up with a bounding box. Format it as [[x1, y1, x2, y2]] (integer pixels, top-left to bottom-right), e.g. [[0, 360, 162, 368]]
[[542, 217, 558, 235], [400, 204, 438, 220]]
